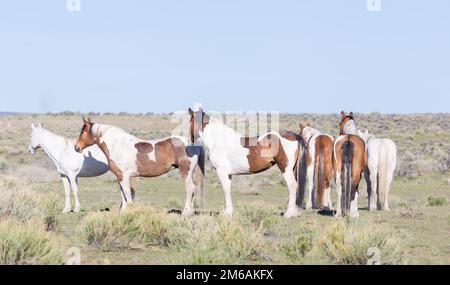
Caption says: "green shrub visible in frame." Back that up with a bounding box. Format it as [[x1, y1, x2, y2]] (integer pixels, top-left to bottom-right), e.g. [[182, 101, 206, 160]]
[[318, 220, 406, 265], [427, 195, 448, 207], [281, 233, 313, 262], [0, 220, 64, 265], [237, 203, 280, 234]]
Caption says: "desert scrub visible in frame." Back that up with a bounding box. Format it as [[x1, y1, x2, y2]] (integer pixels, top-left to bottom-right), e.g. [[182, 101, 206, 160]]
[[0, 175, 40, 222], [318, 220, 406, 265], [281, 232, 313, 262], [79, 207, 172, 251], [169, 217, 270, 265], [426, 195, 448, 207], [0, 220, 64, 265], [237, 203, 280, 235], [0, 175, 61, 230]]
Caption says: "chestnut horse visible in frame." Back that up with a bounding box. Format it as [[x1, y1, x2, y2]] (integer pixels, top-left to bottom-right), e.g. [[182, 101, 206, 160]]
[[189, 108, 307, 218], [299, 124, 334, 210], [74, 117, 204, 217], [334, 111, 367, 217]]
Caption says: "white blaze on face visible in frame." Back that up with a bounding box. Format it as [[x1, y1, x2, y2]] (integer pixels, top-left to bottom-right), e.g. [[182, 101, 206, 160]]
[[344, 120, 357, 135]]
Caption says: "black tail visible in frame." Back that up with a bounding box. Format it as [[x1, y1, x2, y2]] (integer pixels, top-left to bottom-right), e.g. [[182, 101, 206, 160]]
[[314, 154, 324, 208], [296, 140, 307, 208], [341, 139, 354, 217]]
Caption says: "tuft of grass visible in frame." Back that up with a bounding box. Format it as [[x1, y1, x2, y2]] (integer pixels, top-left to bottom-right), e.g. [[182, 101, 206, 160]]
[[0, 175, 40, 222], [169, 217, 270, 265], [0, 220, 64, 265], [427, 195, 448, 207], [318, 220, 407, 265], [237, 203, 280, 235], [39, 194, 62, 231], [281, 233, 313, 262]]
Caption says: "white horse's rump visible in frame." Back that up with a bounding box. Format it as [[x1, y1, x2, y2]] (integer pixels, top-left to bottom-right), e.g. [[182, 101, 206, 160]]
[[358, 130, 397, 211], [29, 124, 109, 213]]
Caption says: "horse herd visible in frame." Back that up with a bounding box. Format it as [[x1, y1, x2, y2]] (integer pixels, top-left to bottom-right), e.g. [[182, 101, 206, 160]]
[[28, 109, 397, 218]]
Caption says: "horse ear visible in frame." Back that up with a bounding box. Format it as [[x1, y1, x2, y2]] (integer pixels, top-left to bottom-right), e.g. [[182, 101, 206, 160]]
[[340, 111, 346, 118], [82, 116, 87, 123], [299, 123, 305, 130], [31, 124, 35, 130], [188, 108, 194, 116], [349, 112, 354, 117], [87, 117, 92, 123]]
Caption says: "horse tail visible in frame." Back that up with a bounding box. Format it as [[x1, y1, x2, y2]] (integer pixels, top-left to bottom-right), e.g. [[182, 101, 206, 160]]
[[314, 150, 324, 208], [341, 139, 354, 216], [377, 143, 389, 210], [193, 146, 205, 208], [296, 139, 307, 209]]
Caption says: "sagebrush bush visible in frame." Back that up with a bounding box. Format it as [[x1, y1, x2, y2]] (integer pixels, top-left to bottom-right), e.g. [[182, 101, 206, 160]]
[[281, 233, 313, 262], [318, 220, 406, 265], [427, 195, 448, 207], [237, 203, 280, 234], [0, 220, 64, 265]]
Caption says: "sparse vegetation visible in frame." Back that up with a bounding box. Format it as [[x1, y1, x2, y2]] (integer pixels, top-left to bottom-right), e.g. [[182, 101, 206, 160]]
[[427, 195, 448, 207]]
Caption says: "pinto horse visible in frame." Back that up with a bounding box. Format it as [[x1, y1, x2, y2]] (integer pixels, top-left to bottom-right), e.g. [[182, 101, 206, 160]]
[[358, 130, 397, 211], [29, 123, 109, 213], [334, 111, 367, 217], [188, 108, 307, 218], [299, 124, 334, 210], [74, 117, 204, 217]]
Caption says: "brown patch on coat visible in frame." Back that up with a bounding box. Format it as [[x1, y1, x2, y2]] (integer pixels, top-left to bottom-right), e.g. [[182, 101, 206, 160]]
[[240, 134, 291, 173], [135, 138, 191, 179], [98, 142, 124, 182]]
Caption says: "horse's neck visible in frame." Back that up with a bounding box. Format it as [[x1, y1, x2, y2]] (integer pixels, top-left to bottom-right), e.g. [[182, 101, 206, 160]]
[[202, 120, 242, 149], [93, 124, 136, 148], [39, 130, 69, 165]]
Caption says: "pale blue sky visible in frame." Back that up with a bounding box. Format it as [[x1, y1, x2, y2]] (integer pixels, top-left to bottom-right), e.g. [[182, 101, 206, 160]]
[[0, 0, 449, 113]]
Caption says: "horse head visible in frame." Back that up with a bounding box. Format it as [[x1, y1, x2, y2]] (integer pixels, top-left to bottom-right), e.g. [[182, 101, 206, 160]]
[[74, 117, 96, 153], [29, 123, 43, 154], [339, 111, 356, 135], [188, 107, 210, 144]]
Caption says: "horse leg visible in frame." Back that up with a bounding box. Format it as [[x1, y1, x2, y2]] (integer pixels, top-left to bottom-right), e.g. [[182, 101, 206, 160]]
[[306, 163, 314, 210], [180, 159, 196, 217], [118, 175, 133, 211], [68, 174, 81, 213], [369, 169, 378, 211], [385, 172, 393, 211], [324, 186, 334, 210], [130, 177, 137, 203], [217, 168, 233, 217], [61, 176, 72, 213], [283, 171, 301, 218], [334, 171, 342, 217], [350, 189, 360, 218]]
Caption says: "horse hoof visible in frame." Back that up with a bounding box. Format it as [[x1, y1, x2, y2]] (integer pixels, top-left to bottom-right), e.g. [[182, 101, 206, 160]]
[[334, 212, 342, 218], [181, 209, 195, 218], [222, 209, 233, 217], [62, 208, 71, 214], [284, 209, 300, 219], [74, 207, 81, 213]]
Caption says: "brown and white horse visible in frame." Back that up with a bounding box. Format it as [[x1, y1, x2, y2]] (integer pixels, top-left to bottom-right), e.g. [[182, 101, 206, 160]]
[[299, 124, 334, 210], [74, 117, 204, 217], [334, 111, 367, 217], [188, 108, 307, 218]]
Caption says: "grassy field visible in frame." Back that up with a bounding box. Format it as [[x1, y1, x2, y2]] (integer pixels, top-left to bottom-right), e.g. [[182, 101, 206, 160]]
[[0, 113, 449, 265]]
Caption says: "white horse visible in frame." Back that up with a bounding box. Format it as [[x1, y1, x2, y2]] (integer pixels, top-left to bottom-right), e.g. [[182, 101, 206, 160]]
[[29, 124, 109, 213], [189, 108, 307, 218], [358, 130, 397, 211]]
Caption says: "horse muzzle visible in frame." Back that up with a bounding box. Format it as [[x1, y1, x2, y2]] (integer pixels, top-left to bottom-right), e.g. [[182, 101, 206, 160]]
[[74, 145, 82, 153]]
